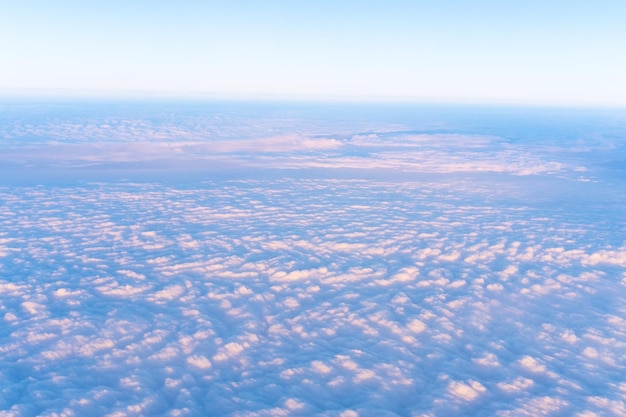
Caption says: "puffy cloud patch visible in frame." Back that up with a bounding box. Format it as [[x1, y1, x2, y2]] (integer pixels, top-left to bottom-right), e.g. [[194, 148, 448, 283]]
[[0, 102, 625, 415], [448, 380, 487, 401], [1, 175, 624, 415]]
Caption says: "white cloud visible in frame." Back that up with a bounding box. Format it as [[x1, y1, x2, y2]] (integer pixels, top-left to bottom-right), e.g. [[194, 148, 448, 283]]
[[407, 319, 427, 334], [116, 270, 146, 280], [518, 356, 547, 373], [497, 377, 534, 393], [473, 353, 500, 367], [213, 342, 246, 361], [186, 355, 212, 369], [581, 249, 626, 267], [96, 282, 151, 297], [0, 105, 624, 416], [21, 301, 46, 315], [448, 380, 487, 401], [311, 361, 333, 374], [0, 282, 26, 295], [148, 285, 185, 302], [497, 396, 568, 416]]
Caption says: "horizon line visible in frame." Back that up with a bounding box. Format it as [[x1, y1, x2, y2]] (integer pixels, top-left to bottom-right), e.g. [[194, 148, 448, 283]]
[[1, 88, 625, 110]]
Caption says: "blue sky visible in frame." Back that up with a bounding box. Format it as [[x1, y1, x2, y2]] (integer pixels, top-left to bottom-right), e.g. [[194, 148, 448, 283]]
[[2, 1, 626, 105]]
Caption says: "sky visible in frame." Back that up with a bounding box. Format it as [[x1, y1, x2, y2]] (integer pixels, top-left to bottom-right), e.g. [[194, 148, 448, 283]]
[[2, 0, 626, 105]]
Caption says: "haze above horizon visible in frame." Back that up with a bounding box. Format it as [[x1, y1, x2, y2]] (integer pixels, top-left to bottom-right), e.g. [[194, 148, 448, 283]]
[[2, 1, 626, 106]]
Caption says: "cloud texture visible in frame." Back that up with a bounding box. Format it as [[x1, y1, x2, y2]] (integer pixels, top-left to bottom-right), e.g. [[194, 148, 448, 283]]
[[0, 101, 625, 416]]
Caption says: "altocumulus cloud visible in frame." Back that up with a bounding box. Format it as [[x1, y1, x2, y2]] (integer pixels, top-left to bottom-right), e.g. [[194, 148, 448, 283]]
[[0, 102, 625, 416], [0, 173, 625, 416]]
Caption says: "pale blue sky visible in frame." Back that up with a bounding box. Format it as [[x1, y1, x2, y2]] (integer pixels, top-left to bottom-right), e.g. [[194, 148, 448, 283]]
[[2, 1, 626, 105]]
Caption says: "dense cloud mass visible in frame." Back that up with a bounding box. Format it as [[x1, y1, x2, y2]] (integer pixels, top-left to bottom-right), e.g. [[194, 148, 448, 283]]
[[0, 102, 625, 416]]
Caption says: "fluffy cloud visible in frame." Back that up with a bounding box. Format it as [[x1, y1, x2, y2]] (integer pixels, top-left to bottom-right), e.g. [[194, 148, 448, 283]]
[[0, 102, 624, 415]]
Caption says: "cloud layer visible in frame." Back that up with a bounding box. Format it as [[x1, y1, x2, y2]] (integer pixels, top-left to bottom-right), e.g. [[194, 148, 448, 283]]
[[1, 174, 625, 416], [1, 102, 625, 416], [2, 102, 614, 182]]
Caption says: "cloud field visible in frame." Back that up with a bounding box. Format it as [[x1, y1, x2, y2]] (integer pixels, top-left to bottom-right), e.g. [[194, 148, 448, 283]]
[[0, 102, 625, 416]]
